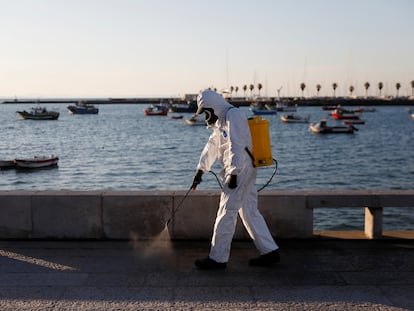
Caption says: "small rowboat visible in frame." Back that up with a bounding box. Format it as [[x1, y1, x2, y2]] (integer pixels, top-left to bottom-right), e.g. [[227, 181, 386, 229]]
[[169, 115, 183, 119], [185, 115, 206, 126], [14, 155, 59, 169], [280, 113, 310, 123]]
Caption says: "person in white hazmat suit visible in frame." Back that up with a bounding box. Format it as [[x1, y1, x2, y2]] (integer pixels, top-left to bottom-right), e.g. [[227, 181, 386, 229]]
[[192, 89, 280, 270]]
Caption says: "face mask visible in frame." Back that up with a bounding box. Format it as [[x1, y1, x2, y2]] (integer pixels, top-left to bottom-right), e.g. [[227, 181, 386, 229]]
[[204, 108, 218, 125]]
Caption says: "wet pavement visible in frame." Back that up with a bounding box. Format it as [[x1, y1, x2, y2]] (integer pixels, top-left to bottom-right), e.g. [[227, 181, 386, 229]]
[[0, 237, 413, 310]]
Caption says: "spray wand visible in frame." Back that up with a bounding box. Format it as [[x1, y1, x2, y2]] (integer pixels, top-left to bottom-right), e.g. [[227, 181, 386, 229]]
[[166, 185, 194, 227]]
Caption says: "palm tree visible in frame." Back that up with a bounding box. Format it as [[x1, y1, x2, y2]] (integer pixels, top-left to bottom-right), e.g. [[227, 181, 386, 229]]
[[249, 84, 254, 98], [243, 85, 247, 97], [378, 82, 383, 97], [230, 86, 234, 97], [411, 80, 414, 97], [364, 82, 370, 98], [300, 83, 306, 98], [332, 82, 338, 97], [235, 86, 239, 97], [395, 82, 401, 97], [316, 84, 321, 97], [257, 83, 263, 97], [349, 85, 355, 97]]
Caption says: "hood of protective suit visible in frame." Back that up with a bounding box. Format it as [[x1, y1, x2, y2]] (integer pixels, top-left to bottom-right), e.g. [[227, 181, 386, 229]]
[[196, 90, 234, 124]]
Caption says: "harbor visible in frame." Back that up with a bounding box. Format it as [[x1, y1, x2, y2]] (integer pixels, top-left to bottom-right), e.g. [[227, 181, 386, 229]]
[[1, 103, 413, 231]]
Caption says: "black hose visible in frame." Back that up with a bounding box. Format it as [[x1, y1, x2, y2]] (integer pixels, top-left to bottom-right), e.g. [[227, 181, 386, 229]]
[[257, 158, 278, 192], [208, 158, 278, 192]]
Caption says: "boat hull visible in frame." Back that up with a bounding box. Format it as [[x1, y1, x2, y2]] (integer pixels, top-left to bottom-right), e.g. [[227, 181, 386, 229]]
[[14, 156, 59, 169], [331, 112, 359, 120], [144, 110, 168, 116], [17, 111, 59, 120], [343, 120, 365, 125], [280, 114, 310, 123], [143, 105, 169, 116], [309, 123, 355, 134], [250, 109, 277, 115], [67, 105, 99, 114], [0, 160, 15, 170]]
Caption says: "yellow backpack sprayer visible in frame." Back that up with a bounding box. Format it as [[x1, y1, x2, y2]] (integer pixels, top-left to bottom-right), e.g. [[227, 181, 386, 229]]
[[245, 115, 278, 191], [247, 115, 274, 167]]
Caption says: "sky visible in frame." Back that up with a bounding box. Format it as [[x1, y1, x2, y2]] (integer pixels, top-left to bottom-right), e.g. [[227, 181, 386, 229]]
[[1, 0, 413, 99]]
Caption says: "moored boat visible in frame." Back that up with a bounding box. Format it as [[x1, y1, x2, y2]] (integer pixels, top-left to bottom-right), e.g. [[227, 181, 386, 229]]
[[331, 108, 359, 120], [185, 115, 206, 126], [14, 155, 59, 169], [169, 115, 183, 119], [280, 113, 310, 123], [309, 120, 356, 134], [343, 119, 365, 125], [250, 108, 277, 115], [143, 104, 168, 116], [249, 103, 277, 115], [275, 103, 297, 112], [250, 109, 277, 115], [67, 101, 99, 114], [168, 101, 197, 113], [0, 160, 15, 170], [322, 105, 340, 111], [355, 106, 376, 113], [17, 106, 59, 120]]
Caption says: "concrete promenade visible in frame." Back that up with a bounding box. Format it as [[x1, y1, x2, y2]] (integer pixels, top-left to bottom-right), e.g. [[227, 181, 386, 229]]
[[0, 238, 413, 310]]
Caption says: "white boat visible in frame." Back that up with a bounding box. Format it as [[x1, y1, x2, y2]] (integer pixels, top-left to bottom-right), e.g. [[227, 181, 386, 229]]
[[14, 155, 59, 169], [185, 115, 206, 126], [280, 113, 310, 123]]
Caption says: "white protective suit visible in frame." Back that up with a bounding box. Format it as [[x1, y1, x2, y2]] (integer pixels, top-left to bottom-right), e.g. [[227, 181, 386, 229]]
[[196, 90, 279, 263]]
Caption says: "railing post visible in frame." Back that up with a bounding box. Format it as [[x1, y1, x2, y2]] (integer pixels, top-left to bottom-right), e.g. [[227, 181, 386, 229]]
[[364, 207, 383, 239]]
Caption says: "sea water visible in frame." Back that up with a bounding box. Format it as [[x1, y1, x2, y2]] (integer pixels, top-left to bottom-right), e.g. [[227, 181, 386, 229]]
[[1, 103, 413, 230]]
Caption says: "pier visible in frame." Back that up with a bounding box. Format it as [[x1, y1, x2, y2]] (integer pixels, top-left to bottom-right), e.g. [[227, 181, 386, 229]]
[[2, 96, 414, 107], [1, 190, 412, 240]]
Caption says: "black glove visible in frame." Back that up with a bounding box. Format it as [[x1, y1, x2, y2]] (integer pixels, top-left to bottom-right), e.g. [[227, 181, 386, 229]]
[[227, 175, 237, 189], [191, 170, 204, 190]]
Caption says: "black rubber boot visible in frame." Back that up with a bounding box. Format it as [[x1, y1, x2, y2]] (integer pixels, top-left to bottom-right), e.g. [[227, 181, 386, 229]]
[[249, 250, 280, 267], [195, 257, 227, 270]]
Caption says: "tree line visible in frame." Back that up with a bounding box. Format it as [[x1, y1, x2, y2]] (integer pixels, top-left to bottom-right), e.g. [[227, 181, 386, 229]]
[[209, 80, 414, 98]]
